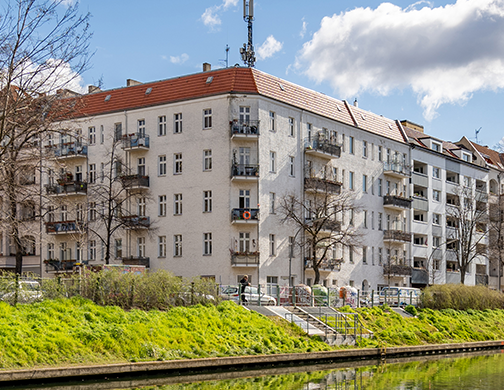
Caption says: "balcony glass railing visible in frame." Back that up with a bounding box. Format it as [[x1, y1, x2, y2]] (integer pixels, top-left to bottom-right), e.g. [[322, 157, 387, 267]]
[[121, 133, 150, 149], [51, 142, 88, 158], [45, 220, 85, 234]]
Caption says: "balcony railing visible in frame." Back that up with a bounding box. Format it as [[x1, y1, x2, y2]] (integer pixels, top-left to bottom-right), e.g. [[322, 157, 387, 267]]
[[231, 251, 259, 266], [51, 142, 88, 158], [306, 218, 341, 232], [230, 120, 260, 137], [383, 161, 411, 178], [305, 258, 343, 271], [383, 195, 412, 209], [121, 133, 150, 150], [383, 230, 412, 242], [305, 136, 341, 159], [411, 268, 429, 285], [120, 215, 150, 229], [120, 174, 149, 189], [231, 163, 259, 178], [45, 220, 85, 234], [383, 258, 412, 276], [121, 256, 150, 267], [231, 208, 259, 222], [304, 177, 342, 194], [45, 181, 87, 196], [44, 259, 80, 272]]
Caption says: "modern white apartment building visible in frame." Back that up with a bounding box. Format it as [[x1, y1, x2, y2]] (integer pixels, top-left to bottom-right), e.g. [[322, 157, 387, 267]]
[[0, 65, 497, 291]]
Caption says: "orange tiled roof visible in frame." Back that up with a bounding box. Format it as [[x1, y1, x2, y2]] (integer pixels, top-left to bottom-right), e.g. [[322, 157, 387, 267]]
[[471, 142, 504, 169]]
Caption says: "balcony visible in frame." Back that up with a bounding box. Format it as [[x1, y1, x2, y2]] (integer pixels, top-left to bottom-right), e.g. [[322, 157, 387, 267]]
[[305, 135, 341, 159], [231, 251, 259, 267], [383, 259, 412, 277], [231, 163, 259, 181], [304, 177, 342, 194], [411, 268, 429, 285], [384, 161, 411, 178], [121, 215, 150, 229], [383, 195, 412, 210], [121, 256, 150, 267], [306, 218, 341, 233], [305, 257, 343, 271], [120, 174, 149, 190], [44, 259, 80, 272], [383, 230, 412, 243], [121, 133, 150, 151], [412, 172, 429, 187], [50, 142, 88, 159], [45, 221, 85, 235], [45, 181, 87, 196], [230, 120, 259, 140], [231, 208, 259, 224], [412, 197, 429, 211]]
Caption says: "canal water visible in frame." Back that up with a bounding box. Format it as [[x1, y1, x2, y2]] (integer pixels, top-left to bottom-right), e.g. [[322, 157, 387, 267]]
[[6, 351, 504, 389]]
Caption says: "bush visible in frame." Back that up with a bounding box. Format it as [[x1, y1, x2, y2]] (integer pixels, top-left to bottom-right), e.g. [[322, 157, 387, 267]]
[[421, 284, 504, 310], [404, 305, 417, 316]]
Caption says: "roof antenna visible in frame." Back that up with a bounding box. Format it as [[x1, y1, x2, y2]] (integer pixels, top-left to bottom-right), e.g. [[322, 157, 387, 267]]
[[219, 44, 230, 68], [475, 127, 482, 144], [240, 0, 256, 67]]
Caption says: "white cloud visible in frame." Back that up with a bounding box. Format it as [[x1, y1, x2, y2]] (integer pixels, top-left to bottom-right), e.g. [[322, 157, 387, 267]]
[[170, 53, 189, 65], [201, 0, 239, 29], [257, 35, 283, 60], [296, 0, 504, 121], [300, 19, 307, 38]]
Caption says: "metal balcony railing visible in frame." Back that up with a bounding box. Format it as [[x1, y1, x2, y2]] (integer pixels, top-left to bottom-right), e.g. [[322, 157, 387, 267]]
[[121, 133, 150, 150], [383, 161, 411, 177], [304, 177, 342, 194], [45, 221, 85, 234], [121, 256, 150, 267], [231, 163, 259, 177], [120, 174, 150, 188], [231, 208, 259, 222], [45, 181, 87, 196], [305, 136, 341, 158], [383, 230, 412, 242], [230, 120, 260, 136], [383, 195, 412, 209], [120, 215, 150, 229], [231, 251, 259, 266], [52, 142, 88, 158]]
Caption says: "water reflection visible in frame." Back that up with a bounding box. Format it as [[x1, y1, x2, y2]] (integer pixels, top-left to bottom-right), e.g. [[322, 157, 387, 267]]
[[6, 351, 504, 390]]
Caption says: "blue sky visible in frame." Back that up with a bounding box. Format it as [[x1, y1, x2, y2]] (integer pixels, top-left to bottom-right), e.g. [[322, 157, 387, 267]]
[[72, 0, 504, 149]]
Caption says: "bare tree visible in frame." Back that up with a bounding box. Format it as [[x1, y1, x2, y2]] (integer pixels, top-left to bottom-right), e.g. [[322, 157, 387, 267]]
[[280, 174, 361, 285], [446, 185, 489, 284], [488, 180, 504, 290], [0, 0, 91, 274]]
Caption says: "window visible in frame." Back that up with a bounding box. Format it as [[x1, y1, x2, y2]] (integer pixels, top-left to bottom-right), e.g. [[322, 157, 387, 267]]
[[268, 111, 275, 131], [239, 232, 250, 253], [115, 239, 122, 258], [464, 176, 471, 187], [114, 123, 123, 141], [203, 150, 212, 171], [269, 234, 276, 256], [270, 151, 276, 172], [378, 247, 383, 265], [372, 211, 375, 230], [432, 142, 441, 152], [349, 136, 354, 154], [239, 189, 250, 208], [203, 233, 212, 255], [137, 119, 145, 136], [349, 246, 354, 263], [289, 156, 295, 176], [433, 236, 441, 248], [88, 164, 96, 183], [433, 189, 441, 202], [137, 237, 146, 257], [89, 202, 96, 221], [158, 155, 167, 176], [378, 178, 382, 196], [174, 235, 182, 257], [433, 213, 441, 225], [100, 163, 104, 182], [289, 117, 295, 136], [363, 140, 368, 157], [47, 243, 55, 259], [203, 190, 212, 212], [371, 247, 375, 265], [159, 195, 166, 216], [76, 203, 84, 221], [100, 125, 104, 144], [463, 153, 471, 162], [158, 115, 167, 136], [137, 197, 146, 217], [289, 236, 295, 258], [137, 157, 146, 176], [349, 171, 354, 190], [362, 174, 367, 192], [349, 209, 354, 226], [174, 194, 182, 215], [239, 106, 250, 123], [378, 146, 383, 161], [158, 236, 166, 257], [363, 247, 367, 264], [174, 113, 183, 133], [270, 192, 276, 214], [363, 210, 368, 228], [88, 126, 96, 144], [174, 153, 182, 174], [433, 167, 440, 179], [307, 123, 312, 141], [203, 109, 212, 129]]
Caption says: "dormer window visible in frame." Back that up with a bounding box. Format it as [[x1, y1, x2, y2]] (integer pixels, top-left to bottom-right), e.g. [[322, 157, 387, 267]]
[[462, 153, 471, 162], [432, 142, 441, 152]]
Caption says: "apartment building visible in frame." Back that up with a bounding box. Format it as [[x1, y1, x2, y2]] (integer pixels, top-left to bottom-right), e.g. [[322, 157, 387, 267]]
[[0, 65, 496, 291]]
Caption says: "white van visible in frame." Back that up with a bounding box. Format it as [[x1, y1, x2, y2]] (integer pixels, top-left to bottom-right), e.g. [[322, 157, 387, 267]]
[[379, 287, 420, 307]]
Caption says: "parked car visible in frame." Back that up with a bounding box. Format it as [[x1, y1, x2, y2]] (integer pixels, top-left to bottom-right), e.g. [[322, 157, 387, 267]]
[[220, 285, 277, 305], [0, 280, 43, 304]]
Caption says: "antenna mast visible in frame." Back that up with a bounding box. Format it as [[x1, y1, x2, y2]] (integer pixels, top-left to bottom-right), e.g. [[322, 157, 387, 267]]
[[475, 127, 482, 144], [240, 0, 256, 67]]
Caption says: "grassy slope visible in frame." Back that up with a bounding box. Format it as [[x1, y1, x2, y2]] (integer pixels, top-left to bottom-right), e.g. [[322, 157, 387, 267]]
[[3, 298, 504, 370]]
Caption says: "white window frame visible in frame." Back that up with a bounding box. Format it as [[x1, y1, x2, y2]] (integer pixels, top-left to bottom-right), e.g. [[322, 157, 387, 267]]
[[158, 236, 166, 257], [174, 113, 183, 133], [159, 195, 167, 217], [203, 190, 212, 213], [269, 111, 275, 131], [270, 151, 276, 173], [88, 126, 96, 145], [269, 234, 276, 256], [289, 156, 295, 177], [173, 235, 182, 257], [203, 149, 212, 171], [362, 140, 367, 157], [289, 117, 295, 137], [203, 109, 212, 129], [270, 192, 276, 214], [203, 233, 212, 255], [158, 115, 167, 136], [137, 119, 146, 136], [174, 153, 182, 174], [88, 164, 96, 183], [349, 136, 354, 154], [174, 193, 182, 215], [158, 155, 167, 176]]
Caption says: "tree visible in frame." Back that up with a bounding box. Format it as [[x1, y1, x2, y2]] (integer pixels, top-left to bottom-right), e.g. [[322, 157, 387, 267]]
[[488, 177, 504, 291], [280, 174, 361, 285], [0, 0, 91, 274], [446, 185, 489, 284]]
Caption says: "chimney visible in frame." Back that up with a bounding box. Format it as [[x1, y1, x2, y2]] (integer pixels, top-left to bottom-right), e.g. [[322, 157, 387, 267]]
[[88, 85, 101, 94], [203, 63, 211, 72], [127, 79, 142, 87], [353, 98, 358, 107]]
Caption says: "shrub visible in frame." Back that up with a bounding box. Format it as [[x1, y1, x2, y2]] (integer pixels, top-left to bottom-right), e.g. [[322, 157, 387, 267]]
[[404, 305, 417, 316], [421, 284, 504, 310]]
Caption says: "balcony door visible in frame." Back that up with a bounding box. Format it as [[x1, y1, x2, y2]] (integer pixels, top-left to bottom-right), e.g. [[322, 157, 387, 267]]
[[239, 189, 250, 209]]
